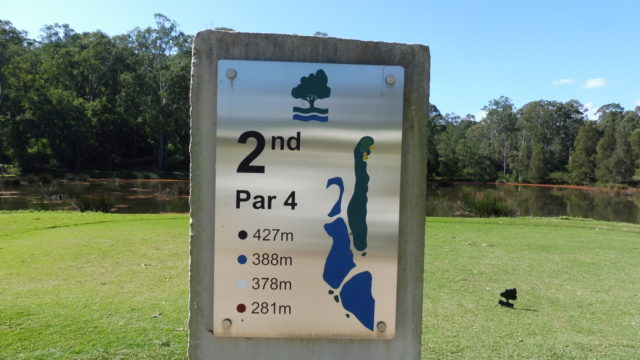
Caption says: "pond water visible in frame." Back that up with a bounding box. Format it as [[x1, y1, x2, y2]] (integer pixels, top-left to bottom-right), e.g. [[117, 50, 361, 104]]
[[0, 179, 189, 213], [427, 183, 640, 224], [2, 180, 639, 224]]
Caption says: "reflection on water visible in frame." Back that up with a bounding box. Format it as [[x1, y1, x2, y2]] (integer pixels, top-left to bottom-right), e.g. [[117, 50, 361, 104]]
[[3, 180, 639, 223], [427, 183, 640, 224], [0, 179, 189, 213]]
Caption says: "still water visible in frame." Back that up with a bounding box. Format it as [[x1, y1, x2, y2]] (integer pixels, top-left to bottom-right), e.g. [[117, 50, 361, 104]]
[[2, 180, 639, 224], [0, 179, 189, 213], [427, 183, 640, 224]]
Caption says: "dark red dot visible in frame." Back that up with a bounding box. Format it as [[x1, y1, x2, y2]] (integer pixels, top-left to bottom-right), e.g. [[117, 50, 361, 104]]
[[236, 303, 246, 313]]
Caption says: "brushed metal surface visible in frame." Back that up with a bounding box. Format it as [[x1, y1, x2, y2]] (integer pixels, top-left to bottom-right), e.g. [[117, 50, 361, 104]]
[[213, 60, 403, 339]]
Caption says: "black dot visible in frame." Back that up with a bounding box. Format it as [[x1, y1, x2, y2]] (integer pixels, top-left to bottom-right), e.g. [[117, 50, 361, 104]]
[[238, 230, 248, 240], [328, 290, 334, 295], [362, 252, 367, 256], [333, 295, 340, 303], [346, 313, 350, 318]]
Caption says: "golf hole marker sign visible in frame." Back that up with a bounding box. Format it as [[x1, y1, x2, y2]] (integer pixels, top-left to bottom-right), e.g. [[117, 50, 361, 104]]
[[190, 31, 428, 359], [213, 60, 404, 339]]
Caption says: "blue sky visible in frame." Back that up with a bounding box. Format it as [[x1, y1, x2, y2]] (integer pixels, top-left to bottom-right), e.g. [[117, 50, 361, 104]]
[[2, 0, 639, 119]]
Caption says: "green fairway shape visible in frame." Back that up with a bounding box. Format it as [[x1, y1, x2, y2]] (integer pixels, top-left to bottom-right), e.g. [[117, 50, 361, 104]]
[[347, 136, 374, 252]]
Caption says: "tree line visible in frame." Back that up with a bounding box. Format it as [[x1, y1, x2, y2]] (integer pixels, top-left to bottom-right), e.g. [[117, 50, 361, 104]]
[[0, 14, 191, 173], [428, 97, 640, 185], [2, 16, 639, 185]]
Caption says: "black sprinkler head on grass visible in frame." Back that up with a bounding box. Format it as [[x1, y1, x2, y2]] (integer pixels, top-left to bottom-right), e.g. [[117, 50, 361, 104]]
[[499, 288, 517, 308]]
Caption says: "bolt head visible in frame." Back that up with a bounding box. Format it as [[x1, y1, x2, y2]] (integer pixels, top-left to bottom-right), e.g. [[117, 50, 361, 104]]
[[226, 68, 237, 80], [376, 321, 387, 332], [222, 318, 232, 330], [385, 74, 396, 86]]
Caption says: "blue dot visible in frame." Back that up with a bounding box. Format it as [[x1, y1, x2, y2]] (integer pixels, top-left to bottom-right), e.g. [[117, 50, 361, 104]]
[[237, 255, 247, 264]]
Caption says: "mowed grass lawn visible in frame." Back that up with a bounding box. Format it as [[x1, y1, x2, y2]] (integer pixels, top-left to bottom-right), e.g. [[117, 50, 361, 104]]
[[1, 212, 639, 359], [0, 212, 189, 359], [424, 217, 640, 359]]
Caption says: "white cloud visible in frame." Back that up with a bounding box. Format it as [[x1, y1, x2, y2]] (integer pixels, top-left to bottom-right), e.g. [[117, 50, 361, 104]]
[[635, 99, 640, 107], [552, 78, 575, 85], [584, 78, 605, 89]]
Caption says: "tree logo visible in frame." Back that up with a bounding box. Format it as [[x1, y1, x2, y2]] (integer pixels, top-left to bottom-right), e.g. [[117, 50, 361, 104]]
[[291, 69, 330, 122]]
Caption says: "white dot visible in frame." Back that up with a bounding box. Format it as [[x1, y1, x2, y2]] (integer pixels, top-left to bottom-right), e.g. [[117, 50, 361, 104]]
[[237, 280, 247, 288]]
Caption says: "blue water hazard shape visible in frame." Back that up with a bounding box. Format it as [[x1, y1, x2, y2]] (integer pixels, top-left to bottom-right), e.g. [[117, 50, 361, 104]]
[[323, 218, 356, 289], [292, 113, 328, 122], [326, 177, 344, 217], [340, 271, 376, 331]]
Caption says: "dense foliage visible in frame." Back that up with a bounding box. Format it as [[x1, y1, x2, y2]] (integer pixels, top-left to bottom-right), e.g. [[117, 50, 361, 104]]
[[0, 15, 191, 173], [2, 16, 639, 185], [428, 98, 640, 185]]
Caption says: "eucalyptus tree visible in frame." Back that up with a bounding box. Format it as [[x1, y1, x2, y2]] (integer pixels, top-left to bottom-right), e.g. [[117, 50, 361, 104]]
[[435, 113, 481, 179], [128, 13, 193, 170], [514, 100, 585, 182], [554, 100, 587, 169], [458, 120, 496, 181], [0, 20, 30, 164], [435, 113, 463, 177], [595, 104, 624, 183], [569, 122, 600, 184], [611, 110, 640, 182], [481, 96, 517, 177], [631, 128, 640, 177], [0, 20, 29, 104], [15, 26, 134, 171]]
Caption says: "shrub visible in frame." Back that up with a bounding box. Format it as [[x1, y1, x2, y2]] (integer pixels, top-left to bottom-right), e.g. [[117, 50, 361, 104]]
[[23, 174, 39, 184], [457, 190, 518, 217], [142, 172, 159, 180], [495, 174, 509, 184], [2, 177, 21, 186], [0, 163, 20, 176], [120, 171, 138, 179], [30, 195, 51, 211], [38, 173, 53, 184], [73, 193, 113, 213], [548, 171, 571, 184]]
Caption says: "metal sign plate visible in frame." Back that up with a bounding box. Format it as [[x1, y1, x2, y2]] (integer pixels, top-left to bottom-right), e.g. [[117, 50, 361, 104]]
[[213, 60, 404, 339]]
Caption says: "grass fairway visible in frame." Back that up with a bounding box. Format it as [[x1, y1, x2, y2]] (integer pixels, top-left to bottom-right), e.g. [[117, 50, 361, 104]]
[[0, 212, 190, 359], [424, 217, 640, 359], [1, 213, 639, 359]]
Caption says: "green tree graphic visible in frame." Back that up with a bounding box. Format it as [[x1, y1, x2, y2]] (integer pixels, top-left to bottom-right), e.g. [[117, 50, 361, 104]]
[[291, 69, 331, 112]]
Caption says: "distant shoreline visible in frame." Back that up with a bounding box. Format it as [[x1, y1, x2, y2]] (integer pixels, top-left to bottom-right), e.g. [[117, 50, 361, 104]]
[[451, 181, 638, 193]]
